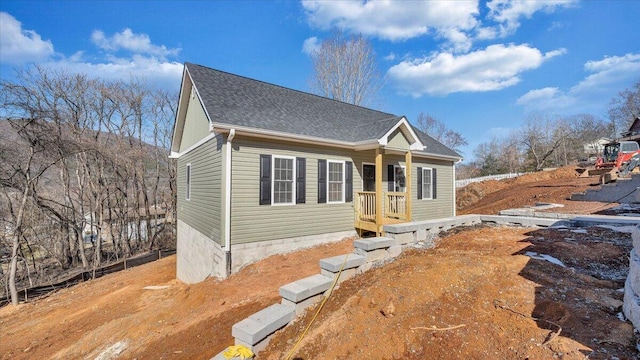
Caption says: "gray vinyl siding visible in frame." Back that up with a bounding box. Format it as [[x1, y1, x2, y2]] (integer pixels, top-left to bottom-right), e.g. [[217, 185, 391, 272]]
[[230, 136, 370, 245], [179, 88, 211, 152], [387, 128, 411, 150], [382, 154, 454, 220], [412, 157, 455, 220], [177, 135, 223, 245]]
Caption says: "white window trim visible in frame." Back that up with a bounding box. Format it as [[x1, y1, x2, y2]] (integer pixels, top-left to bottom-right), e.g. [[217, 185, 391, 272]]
[[421, 167, 433, 200], [327, 160, 345, 204], [393, 165, 406, 193], [271, 155, 296, 206], [186, 163, 192, 201]]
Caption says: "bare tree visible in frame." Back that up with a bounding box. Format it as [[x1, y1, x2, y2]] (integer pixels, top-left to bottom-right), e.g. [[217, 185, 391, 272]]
[[416, 113, 467, 152], [0, 67, 177, 304], [309, 31, 383, 107], [608, 78, 640, 136], [519, 112, 564, 171]]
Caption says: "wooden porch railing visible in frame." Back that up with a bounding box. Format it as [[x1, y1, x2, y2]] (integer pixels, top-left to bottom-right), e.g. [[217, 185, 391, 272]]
[[385, 192, 407, 220], [355, 191, 376, 222], [354, 191, 408, 222]]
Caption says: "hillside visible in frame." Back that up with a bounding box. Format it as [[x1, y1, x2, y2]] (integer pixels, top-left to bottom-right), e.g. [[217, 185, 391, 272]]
[[1, 168, 637, 359]]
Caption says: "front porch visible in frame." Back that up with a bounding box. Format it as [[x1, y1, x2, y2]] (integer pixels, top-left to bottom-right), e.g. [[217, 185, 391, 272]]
[[354, 191, 409, 235], [353, 147, 413, 236]]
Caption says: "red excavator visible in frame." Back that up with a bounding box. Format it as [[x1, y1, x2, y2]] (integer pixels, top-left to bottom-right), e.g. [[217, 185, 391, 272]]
[[581, 140, 640, 183]]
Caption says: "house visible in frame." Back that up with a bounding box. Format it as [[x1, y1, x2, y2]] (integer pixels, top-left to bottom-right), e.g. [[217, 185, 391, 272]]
[[170, 62, 462, 284], [583, 137, 612, 159], [620, 117, 640, 142], [82, 205, 169, 243]]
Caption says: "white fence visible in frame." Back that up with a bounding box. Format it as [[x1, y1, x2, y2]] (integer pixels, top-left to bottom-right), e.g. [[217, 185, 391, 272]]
[[455, 173, 525, 188]]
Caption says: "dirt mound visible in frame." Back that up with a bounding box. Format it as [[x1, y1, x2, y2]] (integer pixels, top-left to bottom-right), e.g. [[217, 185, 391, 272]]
[[259, 226, 637, 359], [457, 166, 599, 215], [456, 179, 507, 209]]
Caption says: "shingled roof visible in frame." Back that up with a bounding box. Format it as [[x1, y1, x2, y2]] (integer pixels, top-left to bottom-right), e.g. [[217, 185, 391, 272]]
[[184, 62, 461, 159]]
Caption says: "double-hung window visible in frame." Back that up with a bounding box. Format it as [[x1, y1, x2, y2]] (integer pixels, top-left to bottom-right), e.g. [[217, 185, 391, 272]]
[[259, 155, 305, 206], [421, 168, 432, 199], [272, 156, 295, 205], [417, 167, 436, 200], [327, 160, 345, 203]]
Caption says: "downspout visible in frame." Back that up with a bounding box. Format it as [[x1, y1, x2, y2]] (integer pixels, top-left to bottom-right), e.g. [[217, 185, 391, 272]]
[[224, 129, 235, 277]]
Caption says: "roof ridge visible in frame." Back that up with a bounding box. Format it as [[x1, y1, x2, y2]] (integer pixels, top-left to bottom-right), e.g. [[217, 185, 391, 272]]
[[185, 62, 396, 117]]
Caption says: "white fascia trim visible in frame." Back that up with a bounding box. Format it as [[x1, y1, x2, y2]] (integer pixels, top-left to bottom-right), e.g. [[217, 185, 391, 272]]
[[170, 132, 219, 159], [377, 117, 425, 151], [412, 151, 463, 162], [213, 123, 358, 150], [224, 129, 235, 250], [170, 67, 191, 154], [186, 69, 214, 129]]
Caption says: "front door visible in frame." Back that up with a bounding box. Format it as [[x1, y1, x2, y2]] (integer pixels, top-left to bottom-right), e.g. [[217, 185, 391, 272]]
[[363, 164, 375, 192]]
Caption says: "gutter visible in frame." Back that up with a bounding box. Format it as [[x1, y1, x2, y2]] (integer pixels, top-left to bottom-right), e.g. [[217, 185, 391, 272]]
[[213, 125, 463, 162], [224, 129, 235, 277]]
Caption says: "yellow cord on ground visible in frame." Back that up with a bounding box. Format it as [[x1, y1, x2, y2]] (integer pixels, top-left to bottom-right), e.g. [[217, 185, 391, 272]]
[[285, 254, 350, 360], [222, 344, 254, 359]]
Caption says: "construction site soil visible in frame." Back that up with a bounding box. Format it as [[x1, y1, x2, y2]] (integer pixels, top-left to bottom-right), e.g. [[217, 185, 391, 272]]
[[1, 167, 638, 359]]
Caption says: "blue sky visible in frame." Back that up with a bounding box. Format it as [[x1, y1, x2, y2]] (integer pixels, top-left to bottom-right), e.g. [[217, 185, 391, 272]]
[[1, 0, 639, 161]]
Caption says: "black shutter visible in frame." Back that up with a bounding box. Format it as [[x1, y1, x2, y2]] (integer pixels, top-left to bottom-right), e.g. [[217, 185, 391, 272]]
[[318, 159, 326, 204], [432, 168, 437, 199], [296, 157, 306, 204], [387, 165, 394, 191], [259, 155, 271, 205], [345, 161, 353, 202], [417, 167, 423, 199]]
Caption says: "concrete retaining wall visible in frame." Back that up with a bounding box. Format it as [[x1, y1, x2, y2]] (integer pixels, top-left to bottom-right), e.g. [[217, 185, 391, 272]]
[[571, 175, 640, 203], [624, 226, 640, 328]]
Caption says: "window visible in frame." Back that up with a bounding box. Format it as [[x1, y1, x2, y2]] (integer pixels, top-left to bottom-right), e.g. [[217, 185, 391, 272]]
[[328, 160, 345, 203], [260, 155, 306, 206], [394, 165, 406, 192], [272, 156, 295, 205], [417, 167, 437, 200], [421, 168, 432, 199], [186, 164, 191, 200]]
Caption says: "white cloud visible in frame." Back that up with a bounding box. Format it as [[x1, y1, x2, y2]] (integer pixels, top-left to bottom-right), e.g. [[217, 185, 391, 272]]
[[302, 36, 320, 55], [301, 0, 577, 52], [43, 54, 183, 90], [486, 0, 577, 37], [91, 28, 180, 58], [1, 13, 182, 90], [387, 44, 565, 96], [302, 0, 478, 50], [0, 12, 54, 64], [384, 53, 396, 61], [517, 53, 640, 111]]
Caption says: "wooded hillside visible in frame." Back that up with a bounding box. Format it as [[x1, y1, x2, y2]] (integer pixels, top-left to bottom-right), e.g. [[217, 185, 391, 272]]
[[0, 67, 177, 305]]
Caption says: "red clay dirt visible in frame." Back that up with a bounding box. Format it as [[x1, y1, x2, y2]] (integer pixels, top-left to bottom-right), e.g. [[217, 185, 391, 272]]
[[1, 167, 637, 359]]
